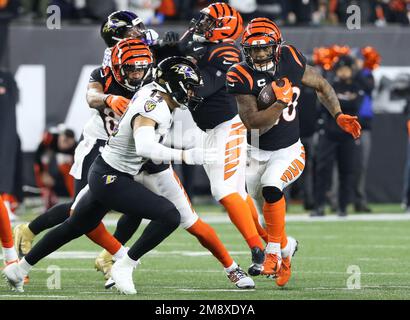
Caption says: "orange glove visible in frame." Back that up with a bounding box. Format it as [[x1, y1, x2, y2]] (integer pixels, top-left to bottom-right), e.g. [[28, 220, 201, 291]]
[[271, 78, 293, 105], [335, 113, 362, 139], [104, 95, 130, 116]]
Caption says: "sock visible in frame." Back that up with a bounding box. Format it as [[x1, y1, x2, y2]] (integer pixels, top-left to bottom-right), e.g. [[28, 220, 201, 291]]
[[263, 195, 286, 243], [18, 258, 32, 276], [120, 253, 139, 268], [224, 261, 239, 273], [246, 195, 268, 243], [220, 193, 263, 250], [266, 242, 281, 255], [86, 222, 122, 255], [0, 197, 14, 248], [113, 246, 127, 261], [2, 247, 18, 262], [28, 202, 71, 235], [187, 219, 233, 268]]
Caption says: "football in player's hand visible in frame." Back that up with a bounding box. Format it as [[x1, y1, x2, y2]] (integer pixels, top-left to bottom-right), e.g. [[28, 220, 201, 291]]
[[256, 79, 285, 110]]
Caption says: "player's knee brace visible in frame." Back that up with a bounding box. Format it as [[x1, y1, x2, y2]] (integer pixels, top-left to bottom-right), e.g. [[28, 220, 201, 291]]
[[262, 186, 283, 204]]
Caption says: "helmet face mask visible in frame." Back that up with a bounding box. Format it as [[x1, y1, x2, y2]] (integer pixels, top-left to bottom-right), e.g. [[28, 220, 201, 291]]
[[111, 39, 153, 92], [191, 2, 243, 43], [193, 13, 217, 43], [241, 18, 283, 72], [243, 43, 279, 72]]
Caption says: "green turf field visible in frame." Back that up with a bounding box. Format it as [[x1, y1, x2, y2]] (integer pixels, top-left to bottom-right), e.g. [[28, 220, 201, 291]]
[[1, 204, 410, 300]]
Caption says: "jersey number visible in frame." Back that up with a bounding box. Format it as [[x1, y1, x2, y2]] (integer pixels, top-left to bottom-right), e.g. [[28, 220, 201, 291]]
[[274, 86, 301, 125]]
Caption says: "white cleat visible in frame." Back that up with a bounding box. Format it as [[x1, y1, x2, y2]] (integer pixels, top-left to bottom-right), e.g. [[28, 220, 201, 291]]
[[286, 236, 299, 261], [111, 260, 138, 295], [2, 262, 25, 293], [104, 277, 115, 290], [227, 266, 255, 289]]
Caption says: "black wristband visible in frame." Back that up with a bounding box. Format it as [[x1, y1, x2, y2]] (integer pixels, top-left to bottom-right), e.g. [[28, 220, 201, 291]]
[[334, 112, 342, 120], [103, 94, 111, 106]]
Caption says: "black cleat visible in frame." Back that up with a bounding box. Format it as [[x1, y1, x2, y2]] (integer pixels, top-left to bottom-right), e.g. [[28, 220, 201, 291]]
[[248, 247, 265, 276]]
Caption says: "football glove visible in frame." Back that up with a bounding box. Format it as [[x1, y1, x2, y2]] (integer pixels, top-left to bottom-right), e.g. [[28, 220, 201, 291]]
[[335, 113, 362, 139], [182, 148, 218, 165], [271, 78, 293, 106], [104, 95, 130, 116]]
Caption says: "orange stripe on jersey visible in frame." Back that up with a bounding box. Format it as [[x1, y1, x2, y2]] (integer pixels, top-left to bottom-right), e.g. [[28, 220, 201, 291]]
[[208, 46, 240, 62], [225, 148, 240, 163], [104, 74, 113, 93], [224, 56, 240, 63], [225, 137, 244, 150], [286, 45, 304, 68], [231, 122, 245, 129], [217, 51, 240, 58], [235, 64, 254, 90], [172, 170, 195, 214], [229, 127, 246, 137], [227, 71, 244, 84]]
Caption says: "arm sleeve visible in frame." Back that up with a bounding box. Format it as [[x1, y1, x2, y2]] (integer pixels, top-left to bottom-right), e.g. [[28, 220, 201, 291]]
[[133, 126, 183, 162]]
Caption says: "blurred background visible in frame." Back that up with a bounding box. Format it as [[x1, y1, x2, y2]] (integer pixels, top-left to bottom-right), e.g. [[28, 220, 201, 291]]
[[1, 0, 410, 218]]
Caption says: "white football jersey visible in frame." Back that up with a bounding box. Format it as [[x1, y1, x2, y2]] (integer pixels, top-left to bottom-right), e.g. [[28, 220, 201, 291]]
[[101, 83, 173, 175]]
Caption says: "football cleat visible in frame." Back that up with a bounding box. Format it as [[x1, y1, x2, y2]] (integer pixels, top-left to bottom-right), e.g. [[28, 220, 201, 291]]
[[13, 223, 35, 257], [104, 277, 115, 290], [111, 259, 139, 295], [248, 247, 265, 276], [2, 260, 29, 284], [261, 253, 282, 277], [2, 262, 25, 292], [276, 237, 298, 287], [94, 249, 113, 280], [227, 266, 255, 289]]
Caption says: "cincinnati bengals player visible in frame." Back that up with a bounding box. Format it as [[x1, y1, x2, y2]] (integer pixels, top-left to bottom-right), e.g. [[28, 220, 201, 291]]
[[177, 2, 273, 275], [227, 18, 361, 286]]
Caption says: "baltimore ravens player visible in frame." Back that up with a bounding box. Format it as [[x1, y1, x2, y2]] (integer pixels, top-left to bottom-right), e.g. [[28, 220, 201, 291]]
[[3, 57, 253, 294], [227, 18, 361, 287]]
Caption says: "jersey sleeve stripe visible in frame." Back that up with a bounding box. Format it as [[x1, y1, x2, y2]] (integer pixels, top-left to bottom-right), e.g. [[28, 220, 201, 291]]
[[235, 64, 254, 90], [286, 45, 304, 68], [217, 51, 240, 58], [226, 71, 244, 84], [208, 46, 241, 61], [104, 74, 113, 92]]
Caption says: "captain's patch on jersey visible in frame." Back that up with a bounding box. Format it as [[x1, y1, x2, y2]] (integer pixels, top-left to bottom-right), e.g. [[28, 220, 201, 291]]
[[144, 100, 157, 112]]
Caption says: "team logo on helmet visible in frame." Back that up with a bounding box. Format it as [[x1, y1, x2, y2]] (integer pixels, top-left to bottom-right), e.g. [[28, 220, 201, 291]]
[[171, 65, 199, 82]]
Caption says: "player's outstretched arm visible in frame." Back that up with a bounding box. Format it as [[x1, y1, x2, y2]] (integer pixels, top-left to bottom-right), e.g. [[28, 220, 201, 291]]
[[236, 94, 287, 132], [301, 65, 361, 139], [132, 116, 217, 165]]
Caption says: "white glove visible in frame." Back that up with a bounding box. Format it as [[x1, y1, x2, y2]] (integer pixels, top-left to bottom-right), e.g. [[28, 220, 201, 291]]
[[182, 148, 218, 165]]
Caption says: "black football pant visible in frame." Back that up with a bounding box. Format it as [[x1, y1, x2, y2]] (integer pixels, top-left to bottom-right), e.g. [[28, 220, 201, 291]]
[[24, 156, 180, 266], [314, 133, 356, 213]]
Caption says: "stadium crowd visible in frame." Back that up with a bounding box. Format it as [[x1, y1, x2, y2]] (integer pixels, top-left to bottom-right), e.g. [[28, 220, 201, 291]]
[[0, 0, 410, 26]]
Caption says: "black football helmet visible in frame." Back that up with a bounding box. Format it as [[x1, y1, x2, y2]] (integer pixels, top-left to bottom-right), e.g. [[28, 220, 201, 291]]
[[100, 11, 147, 47], [153, 57, 203, 109]]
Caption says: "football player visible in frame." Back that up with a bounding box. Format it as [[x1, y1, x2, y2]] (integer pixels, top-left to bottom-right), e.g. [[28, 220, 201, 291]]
[[178, 2, 271, 274], [226, 18, 361, 286]]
